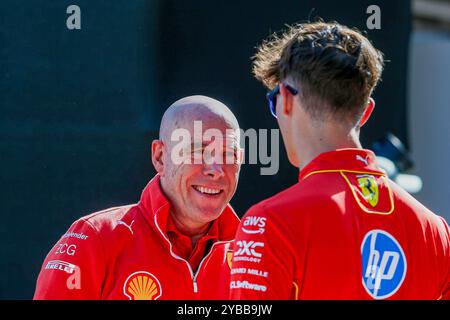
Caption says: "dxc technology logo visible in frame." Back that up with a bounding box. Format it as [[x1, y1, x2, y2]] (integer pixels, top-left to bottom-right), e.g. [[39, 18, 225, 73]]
[[361, 229, 407, 299]]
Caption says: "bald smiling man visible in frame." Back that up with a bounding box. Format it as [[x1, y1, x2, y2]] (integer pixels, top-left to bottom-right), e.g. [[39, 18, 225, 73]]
[[34, 96, 242, 300]]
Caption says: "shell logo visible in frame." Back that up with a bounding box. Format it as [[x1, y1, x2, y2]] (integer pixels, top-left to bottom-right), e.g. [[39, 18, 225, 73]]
[[123, 271, 162, 300]]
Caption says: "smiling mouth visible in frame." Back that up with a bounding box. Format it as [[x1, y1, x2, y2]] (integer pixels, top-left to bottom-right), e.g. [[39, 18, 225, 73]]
[[192, 185, 223, 195]]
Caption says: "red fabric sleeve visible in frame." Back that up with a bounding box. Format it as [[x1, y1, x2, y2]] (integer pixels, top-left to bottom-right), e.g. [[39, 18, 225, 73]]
[[439, 217, 450, 300], [229, 205, 296, 300], [33, 219, 106, 300]]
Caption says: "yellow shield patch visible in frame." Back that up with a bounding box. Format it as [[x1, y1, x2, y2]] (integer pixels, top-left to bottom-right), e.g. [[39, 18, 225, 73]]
[[357, 175, 379, 207], [226, 251, 233, 269]]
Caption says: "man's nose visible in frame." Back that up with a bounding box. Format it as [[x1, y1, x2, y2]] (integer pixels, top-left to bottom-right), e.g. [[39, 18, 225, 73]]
[[202, 162, 225, 179]]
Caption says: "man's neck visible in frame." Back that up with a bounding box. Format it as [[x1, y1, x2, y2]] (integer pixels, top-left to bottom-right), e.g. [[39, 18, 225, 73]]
[[296, 125, 362, 170], [169, 210, 211, 244]]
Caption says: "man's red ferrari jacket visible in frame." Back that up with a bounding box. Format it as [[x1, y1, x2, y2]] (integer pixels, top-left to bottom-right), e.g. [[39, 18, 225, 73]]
[[34, 175, 239, 300], [230, 149, 450, 300]]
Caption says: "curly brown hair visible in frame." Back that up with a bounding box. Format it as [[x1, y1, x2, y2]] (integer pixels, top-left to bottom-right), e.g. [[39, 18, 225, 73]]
[[253, 21, 384, 123]]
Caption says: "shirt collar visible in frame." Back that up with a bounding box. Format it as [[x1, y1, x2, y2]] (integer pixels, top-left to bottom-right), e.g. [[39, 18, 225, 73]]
[[165, 211, 220, 242], [299, 148, 385, 181]]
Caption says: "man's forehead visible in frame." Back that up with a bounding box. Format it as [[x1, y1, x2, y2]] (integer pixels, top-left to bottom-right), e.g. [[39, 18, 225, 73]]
[[192, 132, 240, 143], [175, 118, 239, 141], [160, 97, 240, 144], [180, 116, 237, 130], [191, 128, 240, 143]]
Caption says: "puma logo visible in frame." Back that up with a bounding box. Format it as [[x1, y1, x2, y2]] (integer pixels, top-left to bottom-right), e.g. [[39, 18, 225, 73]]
[[117, 220, 135, 235], [356, 155, 370, 166]]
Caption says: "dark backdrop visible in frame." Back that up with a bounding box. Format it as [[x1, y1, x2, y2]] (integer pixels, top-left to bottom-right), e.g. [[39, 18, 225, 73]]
[[0, 0, 411, 299]]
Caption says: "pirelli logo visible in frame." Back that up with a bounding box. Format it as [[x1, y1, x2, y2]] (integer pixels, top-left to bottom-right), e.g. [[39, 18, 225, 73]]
[[45, 260, 76, 274], [45, 260, 81, 290]]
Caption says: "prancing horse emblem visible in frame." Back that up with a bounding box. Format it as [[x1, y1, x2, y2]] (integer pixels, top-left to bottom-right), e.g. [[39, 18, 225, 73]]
[[357, 175, 379, 207]]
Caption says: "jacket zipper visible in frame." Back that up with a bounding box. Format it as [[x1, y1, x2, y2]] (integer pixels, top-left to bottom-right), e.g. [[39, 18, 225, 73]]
[[153, 211, 229, 294], [192, 240, 228, 293]]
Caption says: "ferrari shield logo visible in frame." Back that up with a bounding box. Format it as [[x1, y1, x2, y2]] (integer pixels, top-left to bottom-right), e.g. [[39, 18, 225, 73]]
[[226, 250, 233, 269], [357, 175, 379, 207]]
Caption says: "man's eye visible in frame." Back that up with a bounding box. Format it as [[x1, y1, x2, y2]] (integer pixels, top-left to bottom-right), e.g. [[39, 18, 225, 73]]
[[224, 151, 238, 163]]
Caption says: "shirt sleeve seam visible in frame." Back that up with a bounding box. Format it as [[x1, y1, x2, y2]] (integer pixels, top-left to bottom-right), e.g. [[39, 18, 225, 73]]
[[79, 218, 108, 293]]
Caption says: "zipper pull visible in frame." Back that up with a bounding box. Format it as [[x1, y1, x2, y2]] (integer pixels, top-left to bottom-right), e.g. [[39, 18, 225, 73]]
[[193, 281, 198, 293]]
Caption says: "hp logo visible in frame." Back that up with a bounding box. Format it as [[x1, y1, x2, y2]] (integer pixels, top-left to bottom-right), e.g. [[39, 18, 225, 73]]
[[361, 230, 407, 299]]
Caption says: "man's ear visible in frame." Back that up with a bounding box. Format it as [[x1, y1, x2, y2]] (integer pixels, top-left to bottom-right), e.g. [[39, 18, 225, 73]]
[[279, 83, 294, 116], [151, 140, 165, 174], [359, 98, 375, 127]]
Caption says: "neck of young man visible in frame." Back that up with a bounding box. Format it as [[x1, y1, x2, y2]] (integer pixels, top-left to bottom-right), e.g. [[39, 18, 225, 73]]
[[296, 125, 362, 170]]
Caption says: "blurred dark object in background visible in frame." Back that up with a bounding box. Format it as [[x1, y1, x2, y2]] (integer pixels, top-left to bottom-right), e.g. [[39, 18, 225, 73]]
[[373, 133, 423, 194], [373, 133, 413, 172]]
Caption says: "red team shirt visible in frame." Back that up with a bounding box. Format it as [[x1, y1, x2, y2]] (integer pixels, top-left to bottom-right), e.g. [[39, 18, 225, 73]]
[[229, 149, 450, 300], [34, 175, 239, 300]]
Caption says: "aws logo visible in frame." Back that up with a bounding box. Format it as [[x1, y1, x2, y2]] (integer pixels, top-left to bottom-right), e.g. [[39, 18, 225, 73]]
[[123, 271, 162, 300], [242, 216, 266, 234]]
